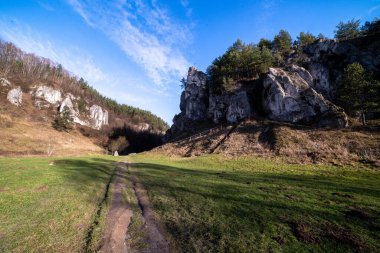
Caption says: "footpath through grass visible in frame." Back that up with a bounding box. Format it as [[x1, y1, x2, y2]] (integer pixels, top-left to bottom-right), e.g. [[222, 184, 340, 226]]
[[0, 156, 119, 252], [128, 153, 380, 253]]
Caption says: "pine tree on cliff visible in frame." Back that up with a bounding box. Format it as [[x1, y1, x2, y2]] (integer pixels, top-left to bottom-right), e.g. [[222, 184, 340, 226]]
[[53, 106, 74, 131], [273, 29, 292, 55], [334, 19, 361, 40], [338, 62, 380, 125]]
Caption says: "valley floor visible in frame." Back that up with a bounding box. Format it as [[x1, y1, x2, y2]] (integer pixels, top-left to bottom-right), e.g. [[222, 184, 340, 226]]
[[1, 153, 379, 252], [128, 152, 380, 253]]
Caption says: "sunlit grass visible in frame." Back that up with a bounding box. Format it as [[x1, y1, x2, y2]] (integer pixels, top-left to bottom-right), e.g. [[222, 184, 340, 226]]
[[129, 153, 380, 252], [0, 156, 119, 252]]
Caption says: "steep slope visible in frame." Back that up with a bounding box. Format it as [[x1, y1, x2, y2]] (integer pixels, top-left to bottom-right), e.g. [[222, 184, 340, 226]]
[[161, 34, 380, 165], [0, 41, 168, 156], [157, 119, 380, 165]]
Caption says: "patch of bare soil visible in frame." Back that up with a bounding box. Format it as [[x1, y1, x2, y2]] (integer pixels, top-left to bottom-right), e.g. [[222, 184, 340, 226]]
[[99, 164, 132, 253], [130, 174, 170, 253]]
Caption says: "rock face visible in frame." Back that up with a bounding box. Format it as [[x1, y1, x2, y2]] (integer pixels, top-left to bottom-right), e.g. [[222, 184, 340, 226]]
[[181, 67, 208, 121], [7, 87, 22, 106], [59, 96, 87, 126], [208, 91, 251, 123], [89, 105, 108, 130], [33, 86, 62, 104], [171, 67, 252, 135], [303, 34, 380, 99], [0, 78, 11, 87], [262, 66, 348, 127], [169, 62, 351, 137]]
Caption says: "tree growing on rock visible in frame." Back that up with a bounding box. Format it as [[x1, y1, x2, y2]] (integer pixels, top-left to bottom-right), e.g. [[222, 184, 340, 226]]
[[337, 62, 380, 125], [296, 32, 317, 48], [334, 19, 361, 41], [273, 29, 292, 55], [52, 106, 74, 131]]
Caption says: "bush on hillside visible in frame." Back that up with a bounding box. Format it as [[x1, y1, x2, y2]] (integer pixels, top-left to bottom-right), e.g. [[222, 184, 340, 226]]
[[52, 106, 73, 131]]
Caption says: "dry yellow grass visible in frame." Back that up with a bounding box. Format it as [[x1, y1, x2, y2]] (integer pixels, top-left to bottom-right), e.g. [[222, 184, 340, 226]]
[[0, 114, 103, 157]]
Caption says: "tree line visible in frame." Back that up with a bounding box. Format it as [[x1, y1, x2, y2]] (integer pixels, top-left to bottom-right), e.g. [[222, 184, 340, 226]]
[[205, 17, 380, 93]]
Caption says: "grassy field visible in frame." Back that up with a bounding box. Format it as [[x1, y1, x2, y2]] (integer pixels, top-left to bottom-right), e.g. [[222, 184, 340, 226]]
[[0, 156, 119, 252], [128, 153, 380, 253]]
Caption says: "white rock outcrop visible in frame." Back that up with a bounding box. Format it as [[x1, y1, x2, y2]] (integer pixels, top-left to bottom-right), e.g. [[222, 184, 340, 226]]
[[0, 78, 11, 87], [33, 86, 62, 106], [7, 87, 22, 106], [262, 66, 348, 127], [89, 105, 108, 130]]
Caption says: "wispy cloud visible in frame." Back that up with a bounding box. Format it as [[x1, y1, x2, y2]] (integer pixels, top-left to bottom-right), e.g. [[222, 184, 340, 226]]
[[180, 0, 193, 17], [0, 19, 110, 85], [35, 0, 55, 11], [67, 0, 192, 89], [368, 5, 380, 15]]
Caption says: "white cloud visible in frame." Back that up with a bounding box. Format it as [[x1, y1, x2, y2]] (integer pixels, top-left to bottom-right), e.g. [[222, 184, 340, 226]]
[[66, 0, 191, 89]]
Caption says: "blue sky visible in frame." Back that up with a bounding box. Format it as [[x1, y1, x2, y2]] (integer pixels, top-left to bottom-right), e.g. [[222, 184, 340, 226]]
[[0, 0, 379, 123]]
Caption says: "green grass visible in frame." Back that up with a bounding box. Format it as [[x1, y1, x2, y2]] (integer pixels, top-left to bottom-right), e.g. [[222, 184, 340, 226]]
[[0, 156, 119, 252], [128, 153, 380, 253]]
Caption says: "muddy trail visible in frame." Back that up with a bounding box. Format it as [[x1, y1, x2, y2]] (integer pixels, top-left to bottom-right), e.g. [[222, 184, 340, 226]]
[[98, 162, 169, 253]]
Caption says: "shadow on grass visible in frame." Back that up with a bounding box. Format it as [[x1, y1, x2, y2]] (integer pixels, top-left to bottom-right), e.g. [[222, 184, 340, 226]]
[[130, 162, 380, 252]]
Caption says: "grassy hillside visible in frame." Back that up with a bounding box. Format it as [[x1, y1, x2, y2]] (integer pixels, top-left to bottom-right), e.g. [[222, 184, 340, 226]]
[[128, 152, 380, 252], [0, 156, 119, 252], [0, 113, 104, 156]]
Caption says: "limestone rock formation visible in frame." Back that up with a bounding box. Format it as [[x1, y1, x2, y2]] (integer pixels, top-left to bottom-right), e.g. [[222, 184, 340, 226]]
[[7, 87, 22, 106], [262, 66, 348, 127], [182, 67, 209, 121], [208, 91, 251, 123], [32, 86, 62, 108], [59, 96, 87, 126], [89, 105, 108, 130], [0, 78, 11, 87], [302, 34, 380, 99]]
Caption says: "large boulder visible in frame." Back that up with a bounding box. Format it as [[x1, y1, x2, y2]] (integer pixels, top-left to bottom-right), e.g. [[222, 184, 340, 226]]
[[89, 105, 108, 130], [7, 87, 22, 106], [32, 86, 62, 108], [262, 66, 348, 127]]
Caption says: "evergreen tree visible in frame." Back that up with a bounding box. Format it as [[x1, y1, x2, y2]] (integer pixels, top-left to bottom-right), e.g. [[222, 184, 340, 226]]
[[52, 106, 74, 131], [337, 62, 380, 125], [361, 18, 380, 36], [334, 19, 361, 40], [257, 38, 272, 50], [297, 32, 317, 47], [273, 29, 292, 55]]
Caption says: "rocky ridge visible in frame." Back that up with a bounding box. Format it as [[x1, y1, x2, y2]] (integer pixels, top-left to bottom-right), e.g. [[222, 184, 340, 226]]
[[3, 80, 108, 130], [168, 36, 380, 138]]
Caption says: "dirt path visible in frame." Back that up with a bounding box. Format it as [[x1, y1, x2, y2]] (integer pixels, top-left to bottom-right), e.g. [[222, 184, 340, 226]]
[[99, 163, 132, 253], [99, 162, 169, 253], [131, 175, 170, 253]]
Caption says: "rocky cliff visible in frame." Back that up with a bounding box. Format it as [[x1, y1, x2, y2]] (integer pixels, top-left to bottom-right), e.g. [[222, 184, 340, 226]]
[[167, 35, 380, 138]]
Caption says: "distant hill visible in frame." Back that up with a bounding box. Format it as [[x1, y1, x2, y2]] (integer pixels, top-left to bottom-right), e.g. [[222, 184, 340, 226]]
[[0, 40, 168, 156]]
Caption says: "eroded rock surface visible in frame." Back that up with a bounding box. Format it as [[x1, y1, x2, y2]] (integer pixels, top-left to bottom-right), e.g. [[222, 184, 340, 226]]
[[0, 78, 11, 87], [7, 87, 22, 106], [262, 67, 348, 127], [34, 86, 62, 103], [89, 105, 108, 130]]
